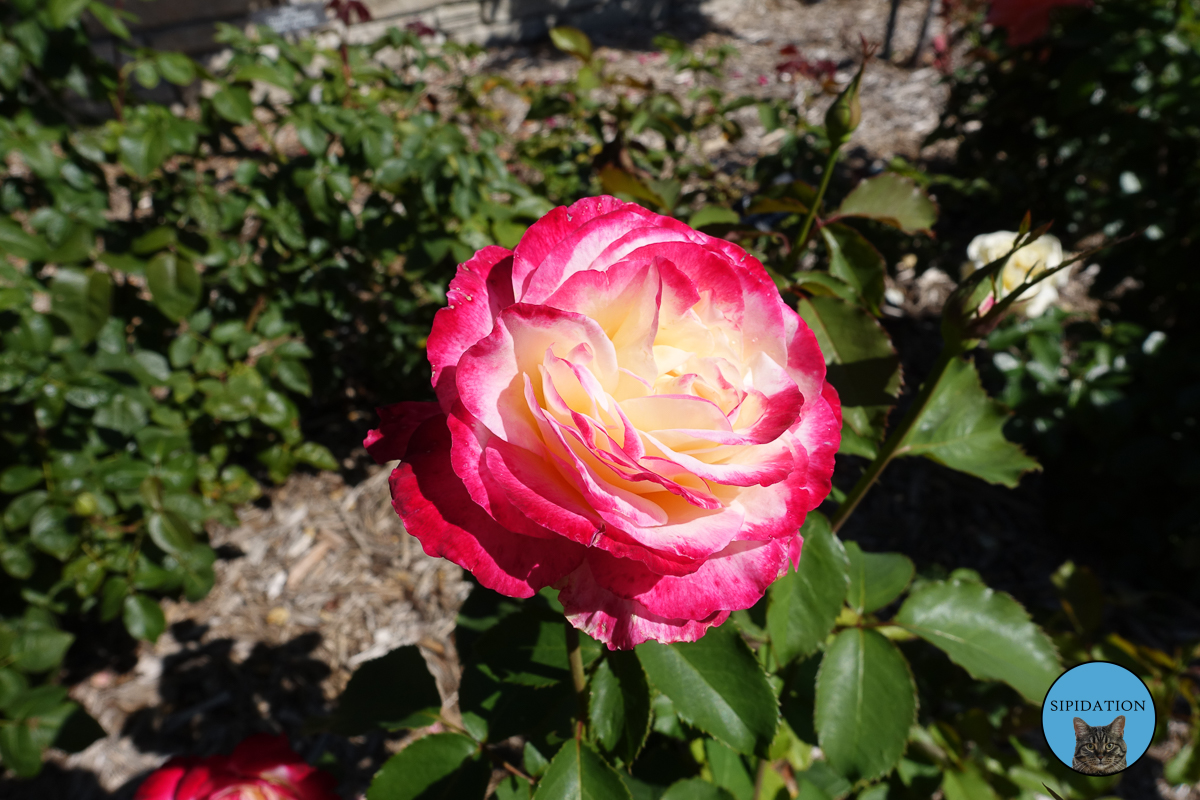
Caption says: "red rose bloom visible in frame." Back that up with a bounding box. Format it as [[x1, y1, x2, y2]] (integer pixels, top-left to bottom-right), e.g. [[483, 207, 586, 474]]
[[987, 0, 1092, 45], [367, 197, 840, 649], [134, 735, 338, 800]]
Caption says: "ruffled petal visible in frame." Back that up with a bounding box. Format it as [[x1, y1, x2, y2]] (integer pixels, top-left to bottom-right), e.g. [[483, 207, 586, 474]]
[[427, 246, 515, 410], [557, 559, 731, 649], [390, 414, 586, 598], [365, 401, 442, 464], [582, 537, 793, 621], [513, 196, 645, 300], [133, 761, 196, 800]]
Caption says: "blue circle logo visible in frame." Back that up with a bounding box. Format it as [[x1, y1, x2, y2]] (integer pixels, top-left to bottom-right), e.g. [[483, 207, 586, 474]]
[[1042, 661, 1155, 775]]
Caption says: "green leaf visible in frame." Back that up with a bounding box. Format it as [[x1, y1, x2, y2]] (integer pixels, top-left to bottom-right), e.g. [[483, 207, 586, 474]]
[[50, 268, 110, 342], [294, 441, 338, 471], [814, 629, 916, 782], [100, 577, 129, 622], [834, 173, 937, 235], [779, 654, 820, 745], [30, 505, 78, 560], [533, 739, 633, 800], [123, 593, 166, 642], [2, 699, 76, 777], [820, 224, 885, 314], [795, 763, 851, 800], [590, 650, 652, 764], [94, 392, 148, 435], [1165, 735, 1200, 786], [175, 543, 217, 602], [132, 226, 176, 255], [9, 625, 74, 673], [791, 272, 859, 303], [895, 356, 1039, 487], [688, 206, 740, 229], [1, 544, 35, 579], [46, 0, 91, 28], [212, 86, 255, 125], [844, 543, 914, 615], [0, 219, 49, 261], [549, 26, 594, 61], [796, 297, 901, 459], [4, 491, 48, 530], [941, 763, 1002, 800], [118, 122, 168, 178], [704, 739, 755, 800], [133, 350, 171, 384], [636, 624, 778, 756], [367, 733, 490, 800], [169, 335, 200, 369], [0, 721, 43, 777], [276, 359, 311, 396], [766, 513, 849, 665], [87, 2, 131, 38], [0, 465, 43, 494], [134, 61, 160, 89], [499, 776, 535, 800], [473, 605, 601, 689], [661, 779, 736, 800], [0, 42, 22, 90], [156, 52, 196, 85], [146, 253, 201, 322], [0, 668, 29, 708], [894, 578, 1062, 703], [147, 511, 195, 555], [333, 646, 442, 735], [597, 166, 666, 211]]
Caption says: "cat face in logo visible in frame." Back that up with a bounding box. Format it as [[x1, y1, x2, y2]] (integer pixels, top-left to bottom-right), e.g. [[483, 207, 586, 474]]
[[1072, 715, 1127, 775]]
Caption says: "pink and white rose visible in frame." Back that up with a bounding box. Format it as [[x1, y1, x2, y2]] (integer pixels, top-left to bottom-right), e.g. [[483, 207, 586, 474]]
[[133, 735, 338, 800], [367, 197, 840, 649]]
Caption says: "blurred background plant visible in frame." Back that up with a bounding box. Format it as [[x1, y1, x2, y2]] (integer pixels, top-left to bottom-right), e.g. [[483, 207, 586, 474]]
[[935, 0, 1200, 600]]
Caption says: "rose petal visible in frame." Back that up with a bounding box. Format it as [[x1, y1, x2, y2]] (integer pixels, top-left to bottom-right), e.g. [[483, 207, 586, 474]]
[[134, 761, 196, 800], [365, 401, 442, 464], [390, 414, 585, 597], [457, 304, 620, 451], [519, 204, 660, 303], [427, 246, 515, 410], [582, 537, 793, 621], [511, 196, 633, 297], [226, 734, 307, 777], [558, 559, 730, 649]]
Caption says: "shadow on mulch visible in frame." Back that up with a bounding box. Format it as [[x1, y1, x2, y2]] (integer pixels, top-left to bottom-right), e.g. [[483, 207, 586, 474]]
[[0, 621, 399, 799]]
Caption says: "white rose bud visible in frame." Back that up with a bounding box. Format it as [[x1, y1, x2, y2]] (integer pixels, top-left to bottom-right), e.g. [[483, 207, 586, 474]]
[[963, 230, 1069, 317]]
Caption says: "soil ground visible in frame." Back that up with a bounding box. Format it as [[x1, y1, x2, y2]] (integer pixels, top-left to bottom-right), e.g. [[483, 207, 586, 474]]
[[2, 1, 1195, 798]]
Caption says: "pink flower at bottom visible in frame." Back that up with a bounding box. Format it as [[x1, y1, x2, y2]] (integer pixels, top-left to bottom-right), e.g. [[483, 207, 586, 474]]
[[367, 197, 840, 649], [987, 0, 1092, 46], [134, 735, 338, 800]]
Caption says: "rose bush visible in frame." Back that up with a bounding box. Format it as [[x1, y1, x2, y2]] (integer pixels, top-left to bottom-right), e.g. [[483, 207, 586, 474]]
[[965, 230, 1069, 317], [133, 735, 338, 800], [367, 196, 840, 648]]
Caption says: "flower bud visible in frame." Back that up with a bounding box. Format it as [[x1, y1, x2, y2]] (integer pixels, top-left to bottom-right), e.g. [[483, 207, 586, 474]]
[[825, 63, 864, 148]]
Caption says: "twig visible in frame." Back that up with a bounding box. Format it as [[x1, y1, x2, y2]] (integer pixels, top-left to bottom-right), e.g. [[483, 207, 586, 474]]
[[907, 0, 939, 67], [882, 0, 903, 61]]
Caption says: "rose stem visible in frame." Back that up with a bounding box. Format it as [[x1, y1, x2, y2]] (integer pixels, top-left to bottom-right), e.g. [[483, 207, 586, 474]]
[[564, 621, 589, 734], [829, 344, 959, 533], [795, 146, 841, 251]]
